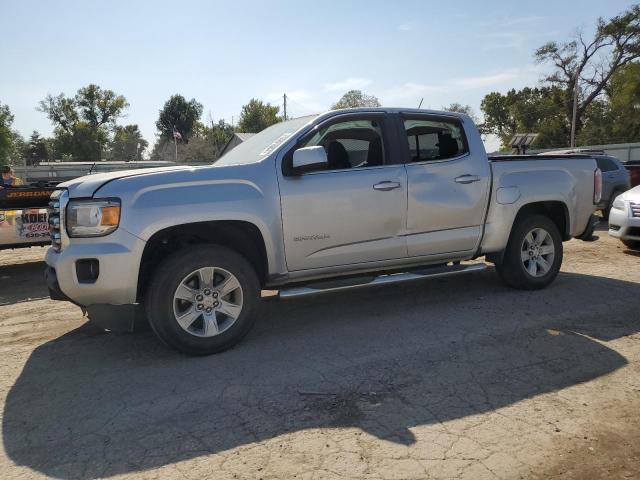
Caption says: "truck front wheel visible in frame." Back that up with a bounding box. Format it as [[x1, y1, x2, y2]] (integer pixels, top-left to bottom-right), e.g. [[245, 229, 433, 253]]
[[145, 245, 260, 355], [495, 215, 563, 290]]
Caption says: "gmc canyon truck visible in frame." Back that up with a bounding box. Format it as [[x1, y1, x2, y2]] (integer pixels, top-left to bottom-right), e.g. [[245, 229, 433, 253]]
[[45, 108, 601, 355]]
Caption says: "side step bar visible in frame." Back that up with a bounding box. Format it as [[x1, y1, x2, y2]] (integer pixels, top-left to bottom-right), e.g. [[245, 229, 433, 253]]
[[279, 263, 487, 299]]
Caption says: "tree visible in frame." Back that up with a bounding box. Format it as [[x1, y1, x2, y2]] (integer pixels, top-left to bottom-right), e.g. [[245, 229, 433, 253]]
[[200, 119, 235, 156], [535, 5, 640, 135], [331, 90, 381, 109], [0, 102, 15, 164], [38, 84, 129, 160], [578, 62, 640, 145], [111, 125, 148, 161], [608, 61, 640, 142], [150, 119, 235, 164], [442, 103, 479, 123], [237, 99, 281, 133], [25, 131, 49, 165], [481, 87, 569, 149], [156, 95, 203, 142]]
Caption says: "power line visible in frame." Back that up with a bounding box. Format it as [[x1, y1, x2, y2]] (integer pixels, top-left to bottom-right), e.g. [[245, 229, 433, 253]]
[[283, 95, 317, 118]]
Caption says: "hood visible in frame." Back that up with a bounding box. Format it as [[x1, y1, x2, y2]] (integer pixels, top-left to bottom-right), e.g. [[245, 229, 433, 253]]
[[621, 184, 640, 202], [59, 165, 198, 198]]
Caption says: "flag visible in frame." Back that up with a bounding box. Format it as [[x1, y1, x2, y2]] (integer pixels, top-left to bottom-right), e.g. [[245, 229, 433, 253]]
[[172, 126, 182, 140]]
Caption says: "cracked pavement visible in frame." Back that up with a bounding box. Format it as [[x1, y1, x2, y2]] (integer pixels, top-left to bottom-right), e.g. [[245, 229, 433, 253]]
[[1, 229, 639, 479]]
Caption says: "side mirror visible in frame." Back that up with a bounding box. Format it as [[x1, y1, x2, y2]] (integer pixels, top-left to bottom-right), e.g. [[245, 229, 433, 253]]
[[292, 146, 327, 173]]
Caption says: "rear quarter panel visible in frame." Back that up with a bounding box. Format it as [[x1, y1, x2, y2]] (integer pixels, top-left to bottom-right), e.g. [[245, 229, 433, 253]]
[[481, 158, 597, 254]]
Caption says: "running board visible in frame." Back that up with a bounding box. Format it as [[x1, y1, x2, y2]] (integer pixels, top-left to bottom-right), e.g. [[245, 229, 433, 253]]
[[278, 263, 487, 299]]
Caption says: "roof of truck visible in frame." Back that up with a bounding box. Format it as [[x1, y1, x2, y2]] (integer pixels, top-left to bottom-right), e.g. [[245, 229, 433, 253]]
[[316, 107, 469, 119]]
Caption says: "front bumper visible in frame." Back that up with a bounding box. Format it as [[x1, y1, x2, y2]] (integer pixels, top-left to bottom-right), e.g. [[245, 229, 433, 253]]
[[608, 205, 640, 241], [45, 265, 78, 304], [44, 227, 146, 306]]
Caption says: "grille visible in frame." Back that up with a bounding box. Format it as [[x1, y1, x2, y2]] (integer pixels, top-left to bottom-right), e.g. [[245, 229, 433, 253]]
[[631, 202, 640, 218], [48, 190, 63, 251]]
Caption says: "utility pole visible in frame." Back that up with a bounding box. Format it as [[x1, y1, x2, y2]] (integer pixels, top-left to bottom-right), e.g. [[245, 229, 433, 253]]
[[570, 73, 579, 148], [283, 93, 287, 121], [174, 135, 178, 162]]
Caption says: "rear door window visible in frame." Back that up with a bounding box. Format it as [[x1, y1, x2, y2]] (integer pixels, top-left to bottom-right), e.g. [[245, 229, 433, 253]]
[[403, 117, 468, 162]]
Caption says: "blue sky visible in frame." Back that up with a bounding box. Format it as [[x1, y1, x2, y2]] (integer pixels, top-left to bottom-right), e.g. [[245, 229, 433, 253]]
[[1, 0, 635, 152]]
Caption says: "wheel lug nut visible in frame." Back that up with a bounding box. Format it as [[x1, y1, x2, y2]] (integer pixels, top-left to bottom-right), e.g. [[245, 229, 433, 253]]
[[212, 292, 218, 298], [196, 304, 203, 310], [213, 301, 219, 307], [203, 289, 211, 296], [196, 294, 203, 301], [205, 307, 212, 313]]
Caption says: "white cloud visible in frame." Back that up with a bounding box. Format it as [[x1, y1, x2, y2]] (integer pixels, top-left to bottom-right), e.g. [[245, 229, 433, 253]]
[[480, 32, 527, 51], [497, 15, 544, 27], [453, 71, 519, 89], [379, 66, 541, 107], [381, 82, 447, 105], [323, 77, 372, 92], [381, 69, 523, 105], [398, 23, 413, 32]]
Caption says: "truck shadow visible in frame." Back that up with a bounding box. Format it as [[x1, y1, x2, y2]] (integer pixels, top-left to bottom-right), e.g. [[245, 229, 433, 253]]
[[3, 269, 639, 479], [0, 260, 49, 305]]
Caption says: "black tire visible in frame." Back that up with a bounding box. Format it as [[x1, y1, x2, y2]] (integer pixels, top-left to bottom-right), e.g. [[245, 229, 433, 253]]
[[622, 239, 640, 250], [495, 214, 563, 290], [145, 244, 260, 355]]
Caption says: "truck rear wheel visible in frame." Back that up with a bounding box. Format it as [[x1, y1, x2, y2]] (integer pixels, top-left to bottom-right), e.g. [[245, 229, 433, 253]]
[[495, 214, 563, 290], [145, 245, 260, 355]]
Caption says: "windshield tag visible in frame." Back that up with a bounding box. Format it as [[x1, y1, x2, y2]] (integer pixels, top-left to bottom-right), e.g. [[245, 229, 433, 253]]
[[259, 132, 292, 156]]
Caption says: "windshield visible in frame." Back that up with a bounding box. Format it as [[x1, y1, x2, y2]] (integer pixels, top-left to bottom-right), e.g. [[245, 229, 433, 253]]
[[215, 115, 318, 166]]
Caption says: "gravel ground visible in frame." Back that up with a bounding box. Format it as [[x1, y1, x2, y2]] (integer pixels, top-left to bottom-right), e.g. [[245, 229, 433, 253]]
[[0, 229, 639, 480]]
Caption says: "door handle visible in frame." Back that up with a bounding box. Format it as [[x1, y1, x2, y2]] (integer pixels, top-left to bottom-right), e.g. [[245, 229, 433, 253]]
[[454, 174, 481, 184], [373, 181, 401, 191]]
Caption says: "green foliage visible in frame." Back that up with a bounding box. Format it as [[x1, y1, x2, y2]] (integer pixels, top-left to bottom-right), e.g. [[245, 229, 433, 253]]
[[156, 95, 203, 142], [111, 125, 148, 161], [481, 87, 569, 149], [25, 131, 49, 165], [331, 90, 381, 109], [578, 62, 640, 145], [535, 5, 640, 131], [442, 103, 479, 123], [0, 102, 15, 164], [237, 99, 281, 133], [199, 119, 235, 155], [38, 84, 129, 160], [150, 119, 235, 163]]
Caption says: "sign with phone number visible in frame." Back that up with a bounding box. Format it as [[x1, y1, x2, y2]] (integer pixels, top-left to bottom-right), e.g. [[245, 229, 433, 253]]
[[0, 209, 50, 243]]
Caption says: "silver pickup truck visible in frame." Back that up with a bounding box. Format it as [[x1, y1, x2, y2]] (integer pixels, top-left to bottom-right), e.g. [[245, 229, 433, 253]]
[[45, 108, 601, 355]]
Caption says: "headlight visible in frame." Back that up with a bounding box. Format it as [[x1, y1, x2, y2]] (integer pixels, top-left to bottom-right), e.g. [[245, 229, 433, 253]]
[[612, 197, 625, 211], [66, 199, 121, 237]]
